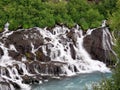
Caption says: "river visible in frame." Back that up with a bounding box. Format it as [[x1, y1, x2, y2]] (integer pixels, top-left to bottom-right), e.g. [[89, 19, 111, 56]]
[[32, 72, 111, 90]]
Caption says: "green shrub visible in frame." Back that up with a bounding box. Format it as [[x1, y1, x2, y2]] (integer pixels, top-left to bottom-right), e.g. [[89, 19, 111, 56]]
[[0, 0, 108, 31]]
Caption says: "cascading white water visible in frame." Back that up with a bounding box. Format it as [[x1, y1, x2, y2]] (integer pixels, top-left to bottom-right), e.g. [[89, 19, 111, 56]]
[[0, 26, 31, 90], [36, 26, 110, 76], [0, 23, 113, 90]]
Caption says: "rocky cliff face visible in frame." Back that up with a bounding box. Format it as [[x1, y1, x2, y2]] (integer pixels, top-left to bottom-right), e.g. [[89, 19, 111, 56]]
[[0, 25, 116, 90], [83, 27, 116, 66]]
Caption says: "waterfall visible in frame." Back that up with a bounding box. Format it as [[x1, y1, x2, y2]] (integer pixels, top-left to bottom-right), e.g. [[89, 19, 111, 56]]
[[0, 24, 114, 90]]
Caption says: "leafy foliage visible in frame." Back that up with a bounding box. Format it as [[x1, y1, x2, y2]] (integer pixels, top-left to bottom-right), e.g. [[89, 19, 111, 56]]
[[0, 0, 105, 31], [108, 0, 120, 31], [93, 63, 120, 90]]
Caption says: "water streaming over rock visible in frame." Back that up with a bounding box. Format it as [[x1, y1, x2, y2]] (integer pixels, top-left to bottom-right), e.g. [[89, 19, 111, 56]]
[[0, 23, 116, 90]]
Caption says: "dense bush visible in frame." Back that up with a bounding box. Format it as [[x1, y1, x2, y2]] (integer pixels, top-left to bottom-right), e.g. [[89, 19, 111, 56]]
[[108, 0, 120, 31], [0, 0, 106, 31]]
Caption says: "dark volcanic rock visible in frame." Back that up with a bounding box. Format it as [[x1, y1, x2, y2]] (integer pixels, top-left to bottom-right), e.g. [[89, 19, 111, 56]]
[[35, 47, 51, 62], [22, 75, 40, 84], [8, 50, 23, 61], [6, 28, 44, 54], [69, 44, 76, 59], [0, 47, 4, 58], [83, 27, 115, 66]]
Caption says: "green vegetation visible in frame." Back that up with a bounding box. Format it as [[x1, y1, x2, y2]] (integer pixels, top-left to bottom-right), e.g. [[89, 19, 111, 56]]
[[93, 63, 120, 90], [108, 0, 120, 31], [1, 0, 118, 31], [0, 0, 105, 31]]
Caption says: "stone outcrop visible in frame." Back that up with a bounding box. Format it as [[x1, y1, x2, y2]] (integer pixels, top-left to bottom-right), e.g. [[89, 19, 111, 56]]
[[83, 27, 116, 66]]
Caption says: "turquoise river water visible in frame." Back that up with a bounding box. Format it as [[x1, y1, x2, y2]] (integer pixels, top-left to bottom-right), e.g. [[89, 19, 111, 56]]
[[32, 72, 111, 90]]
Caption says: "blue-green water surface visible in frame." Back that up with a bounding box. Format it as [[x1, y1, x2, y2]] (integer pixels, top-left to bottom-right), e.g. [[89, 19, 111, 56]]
[[32, 72, 111, 90]]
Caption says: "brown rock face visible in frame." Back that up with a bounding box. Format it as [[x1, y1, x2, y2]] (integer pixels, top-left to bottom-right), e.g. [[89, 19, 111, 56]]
[[0, 47, 4, 58], [83, 27, 115, 66], [35, 47, 51, 62], [6, 28, 44, 53]]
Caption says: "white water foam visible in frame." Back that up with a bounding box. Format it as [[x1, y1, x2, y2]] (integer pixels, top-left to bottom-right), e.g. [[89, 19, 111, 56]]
[[0, 42, 31, 90]]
